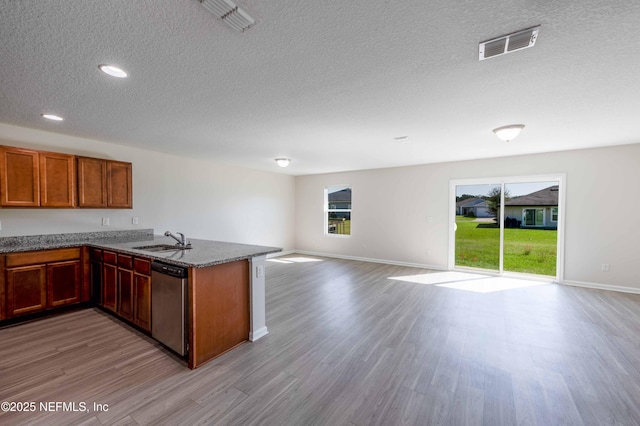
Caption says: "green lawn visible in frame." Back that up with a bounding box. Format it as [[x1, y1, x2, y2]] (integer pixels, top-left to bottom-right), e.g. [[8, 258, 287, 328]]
[[455, 216, 557, 276]]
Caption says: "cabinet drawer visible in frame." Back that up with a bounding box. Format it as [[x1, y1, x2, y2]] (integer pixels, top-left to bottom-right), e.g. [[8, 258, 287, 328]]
[[6, 248, 80, 268], [118, 254, 133, 270], [103, 250, 117, 265], [134, 258, 151, 275]]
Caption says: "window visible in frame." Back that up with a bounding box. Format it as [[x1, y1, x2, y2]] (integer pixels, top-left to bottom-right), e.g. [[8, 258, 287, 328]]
[[551, 207, 558, 222], [325, 186, 351, 236], [523, 208, 544, 226]]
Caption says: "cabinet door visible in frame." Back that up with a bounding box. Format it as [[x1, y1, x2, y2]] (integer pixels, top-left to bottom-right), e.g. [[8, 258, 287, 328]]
[[118, 268, 134, 321], [40, 152, 76, 207], [0, 255, 5, 321], [103, 263, 118, 312], [47, 260, 81, 307], [90, 260, 103, 304], [107, 161, 132, 208], [133, 272, 151, 331], [6, 265, 46, 317], [0, 147, 40, 207], [77, 156, 107, 208]]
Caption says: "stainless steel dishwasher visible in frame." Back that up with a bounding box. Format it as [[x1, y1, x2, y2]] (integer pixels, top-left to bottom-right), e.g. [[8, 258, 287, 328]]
[[151, 261, 188, 356]]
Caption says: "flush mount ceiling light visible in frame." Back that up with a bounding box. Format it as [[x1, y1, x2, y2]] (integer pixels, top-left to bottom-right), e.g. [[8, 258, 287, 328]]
[[493, 124, 525, 142], [479, 26, 540, 61], [41, 114, 64, 121], [199, 0, 256, 32], [275, 158, 291, 168], [98, 64, 128, 78]]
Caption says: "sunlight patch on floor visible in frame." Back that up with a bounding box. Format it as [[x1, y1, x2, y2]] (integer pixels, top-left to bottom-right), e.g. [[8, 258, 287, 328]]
[[437, 276, 550, 293], [389, 271, 551, 293], [389, 271, 489, 285], [267, 256, 324, 264]]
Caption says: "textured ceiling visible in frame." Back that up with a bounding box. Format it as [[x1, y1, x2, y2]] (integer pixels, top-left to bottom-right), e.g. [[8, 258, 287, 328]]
[[1, 0, 639, 175]]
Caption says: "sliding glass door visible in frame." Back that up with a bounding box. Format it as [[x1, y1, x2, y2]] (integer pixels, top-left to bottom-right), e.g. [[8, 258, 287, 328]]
[[503, 181, 559, 276], [454, 183, 501, 271], [451, 176, 564, 280]]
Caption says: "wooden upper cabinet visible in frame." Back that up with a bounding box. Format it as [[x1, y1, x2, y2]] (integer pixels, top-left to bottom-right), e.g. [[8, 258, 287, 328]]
[[0, 146, 40, 207], [0, 147, 131, 209], [77, 156, 107, 207], [77, 157, 132, 209], [107, 161, 132, 208], [40, 151, 76, 207]]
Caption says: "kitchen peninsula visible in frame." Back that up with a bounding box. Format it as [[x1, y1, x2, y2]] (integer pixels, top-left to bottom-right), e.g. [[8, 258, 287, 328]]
[[0, 229, 281, 369]]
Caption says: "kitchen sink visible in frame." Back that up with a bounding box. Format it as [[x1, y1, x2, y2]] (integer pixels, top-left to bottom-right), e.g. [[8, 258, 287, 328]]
[[132, 244, 192, 252]]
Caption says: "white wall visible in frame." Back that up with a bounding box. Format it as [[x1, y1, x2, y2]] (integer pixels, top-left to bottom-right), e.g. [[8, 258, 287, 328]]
[[295, 143, 640, 292], [0, 123, 295, 251]]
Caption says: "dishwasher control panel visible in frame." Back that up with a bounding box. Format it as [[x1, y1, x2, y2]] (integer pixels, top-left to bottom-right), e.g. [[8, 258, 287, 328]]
[[151, 261, 188, 278]]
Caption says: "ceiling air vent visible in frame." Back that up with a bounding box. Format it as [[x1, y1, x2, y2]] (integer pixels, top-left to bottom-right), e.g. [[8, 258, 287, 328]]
[[199, 0, 256, 32], [479, 26, 540, 60]]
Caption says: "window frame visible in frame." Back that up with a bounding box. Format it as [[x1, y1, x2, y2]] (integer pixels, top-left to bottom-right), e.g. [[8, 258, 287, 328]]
[[324, 185, 352, 237]]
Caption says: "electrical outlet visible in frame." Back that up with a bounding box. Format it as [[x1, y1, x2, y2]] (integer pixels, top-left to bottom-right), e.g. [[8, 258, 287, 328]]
[[102, 217, 110, 226], [602, 263, 610, 272], [256, 265, 264, 278], [132, 217, 139, 225]]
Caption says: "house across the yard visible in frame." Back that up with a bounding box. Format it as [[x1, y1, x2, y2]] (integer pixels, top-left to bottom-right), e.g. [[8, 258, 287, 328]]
[[504, 185, 559, 229], [456, 197, 491, 218]]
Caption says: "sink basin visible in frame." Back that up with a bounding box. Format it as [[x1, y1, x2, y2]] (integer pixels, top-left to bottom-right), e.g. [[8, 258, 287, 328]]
[[132, 244, 192, 252]]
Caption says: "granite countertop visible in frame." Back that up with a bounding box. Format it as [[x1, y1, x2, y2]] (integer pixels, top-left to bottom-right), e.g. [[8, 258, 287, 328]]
[[0, 229, 282, 268]]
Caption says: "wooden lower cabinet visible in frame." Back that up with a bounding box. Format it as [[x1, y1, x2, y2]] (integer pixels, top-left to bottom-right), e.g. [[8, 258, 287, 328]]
[[189, 260, 249, 368], [133, 272, 151, 331], [102, 263, 118, 312], [3, 248, 83, 319], [6, 265, 47, 317], [97, 252, 151, 332], [47, 260, 81, 307], [89, 254, 103, 305], [118, 268, 133, 321]]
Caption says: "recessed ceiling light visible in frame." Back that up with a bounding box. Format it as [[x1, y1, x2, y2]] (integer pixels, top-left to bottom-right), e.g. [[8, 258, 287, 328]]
[[98, 64, 128, 78], [41, 114, 64, 121], [275, 158, 291, 168]]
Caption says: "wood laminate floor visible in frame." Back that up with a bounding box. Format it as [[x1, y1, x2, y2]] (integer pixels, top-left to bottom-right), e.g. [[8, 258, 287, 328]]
[[2, 256, 640, 425]]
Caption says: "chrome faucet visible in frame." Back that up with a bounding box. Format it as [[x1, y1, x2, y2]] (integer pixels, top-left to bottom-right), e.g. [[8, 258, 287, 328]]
[[164, 231, 188, 247]]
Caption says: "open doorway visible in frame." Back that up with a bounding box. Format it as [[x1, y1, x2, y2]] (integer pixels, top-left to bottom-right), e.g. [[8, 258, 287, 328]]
[[450, 175, 565, 281]]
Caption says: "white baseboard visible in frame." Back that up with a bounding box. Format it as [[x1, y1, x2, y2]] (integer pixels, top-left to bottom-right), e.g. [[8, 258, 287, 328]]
[[294, 250, 446, 271], [562, 280, 640, 295], [249, 327, 269, 341]]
